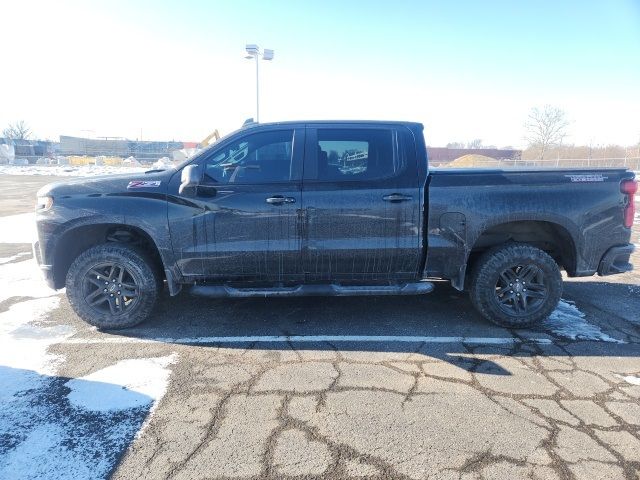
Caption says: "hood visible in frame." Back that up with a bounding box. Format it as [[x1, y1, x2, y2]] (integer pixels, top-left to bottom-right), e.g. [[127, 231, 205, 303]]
[[37, 169, 174, 198]]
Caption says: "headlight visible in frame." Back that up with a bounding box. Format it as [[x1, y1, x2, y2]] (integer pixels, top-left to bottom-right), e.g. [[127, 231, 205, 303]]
[[36, 195, 54, 211]]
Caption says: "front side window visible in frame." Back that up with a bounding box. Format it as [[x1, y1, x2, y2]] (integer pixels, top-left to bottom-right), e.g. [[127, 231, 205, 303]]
[[315, 128, 397, 181], [203, 129, 293, 184]]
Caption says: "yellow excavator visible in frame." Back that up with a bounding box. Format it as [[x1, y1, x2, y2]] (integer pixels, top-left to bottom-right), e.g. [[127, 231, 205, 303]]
[[171, 129, 220, 163], [199, 119, 256, 148], [199, 129, 220, 148]]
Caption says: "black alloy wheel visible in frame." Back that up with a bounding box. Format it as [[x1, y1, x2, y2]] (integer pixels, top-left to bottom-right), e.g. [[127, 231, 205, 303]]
[[82, 262, 140, 315], [494, 264, 548, 316]]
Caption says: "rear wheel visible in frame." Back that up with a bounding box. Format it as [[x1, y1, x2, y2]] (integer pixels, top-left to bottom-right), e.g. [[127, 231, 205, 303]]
[[469, 243, 562, 328], [66, 244, 160, 329]]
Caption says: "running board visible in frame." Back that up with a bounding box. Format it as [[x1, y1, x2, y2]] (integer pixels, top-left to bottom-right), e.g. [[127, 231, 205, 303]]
[[189, 282, 434, 298]]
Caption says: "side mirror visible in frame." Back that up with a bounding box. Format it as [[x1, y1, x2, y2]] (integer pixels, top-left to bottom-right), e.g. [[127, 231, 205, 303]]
[[179, 164, 200, 195]]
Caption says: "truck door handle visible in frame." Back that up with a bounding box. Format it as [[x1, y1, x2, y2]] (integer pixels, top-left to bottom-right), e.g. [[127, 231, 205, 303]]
[[382, 193, 412, 202], [266, 196, 296, 205]]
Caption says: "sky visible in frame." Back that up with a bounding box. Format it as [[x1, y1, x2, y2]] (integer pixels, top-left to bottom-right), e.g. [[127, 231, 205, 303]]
[[1, 0, 639, 148]]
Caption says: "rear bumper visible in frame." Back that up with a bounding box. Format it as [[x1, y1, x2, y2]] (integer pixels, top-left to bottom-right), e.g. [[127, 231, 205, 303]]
[[597, 244, 635, 276]]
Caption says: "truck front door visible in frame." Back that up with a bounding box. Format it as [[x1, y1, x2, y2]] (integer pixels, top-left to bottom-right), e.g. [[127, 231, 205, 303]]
[[168, 127, 305, 282], [302, 125, 421, 282]]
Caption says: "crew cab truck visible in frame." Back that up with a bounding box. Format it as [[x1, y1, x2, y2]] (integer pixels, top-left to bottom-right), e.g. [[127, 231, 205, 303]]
[[34, 121, 637, 329]]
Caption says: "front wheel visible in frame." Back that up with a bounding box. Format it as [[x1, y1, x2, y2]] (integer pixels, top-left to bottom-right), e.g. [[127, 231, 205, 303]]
[[66, 244, 160, 329], [469, 243, 562, 328]]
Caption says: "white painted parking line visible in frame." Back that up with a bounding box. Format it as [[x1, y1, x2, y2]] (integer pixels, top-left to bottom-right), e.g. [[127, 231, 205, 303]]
[[61, 335, 553, 345]]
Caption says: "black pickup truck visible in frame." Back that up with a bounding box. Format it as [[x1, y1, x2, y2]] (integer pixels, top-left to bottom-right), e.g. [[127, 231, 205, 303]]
[[34, 121, 637, 329]]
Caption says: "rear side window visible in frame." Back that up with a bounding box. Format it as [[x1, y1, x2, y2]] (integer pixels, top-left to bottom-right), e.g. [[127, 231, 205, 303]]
[[202, 129, 293, 184], [315, 129, 398, 182]]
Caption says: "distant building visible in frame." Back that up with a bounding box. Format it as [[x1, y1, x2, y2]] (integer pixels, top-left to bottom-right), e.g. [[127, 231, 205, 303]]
[[59, 136, 128, 157], [58, 136, 192, 162], [0, 138, 56, 158]]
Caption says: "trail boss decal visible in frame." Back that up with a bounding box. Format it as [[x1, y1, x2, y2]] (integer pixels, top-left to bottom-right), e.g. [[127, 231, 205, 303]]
[[564, 174, 608, 183], [127, 180, 161, 189]]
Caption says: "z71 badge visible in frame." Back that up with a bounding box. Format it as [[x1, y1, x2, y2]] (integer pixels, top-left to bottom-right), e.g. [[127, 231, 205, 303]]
[[127, 180, 161, 189]]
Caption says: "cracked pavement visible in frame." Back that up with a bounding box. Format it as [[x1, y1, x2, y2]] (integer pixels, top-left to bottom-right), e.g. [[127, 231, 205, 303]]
[[59, 293, 640, 480], [2, 175, 639, 479]]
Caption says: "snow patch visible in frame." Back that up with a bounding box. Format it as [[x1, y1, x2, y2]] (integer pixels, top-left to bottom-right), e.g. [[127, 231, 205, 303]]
[[66, 355, 176, 412], [543, 300, 624, 343], [0, 248, 177, 478], [0, 250, 62, 399], [0, 212, 37, 244], [614, 374, 640, 386], [0, 424, 101, 480], [0, 352, 177, 479], [0, 258, 59, 303], [0, 296, 68, 400], [0, 251, 30, 264]]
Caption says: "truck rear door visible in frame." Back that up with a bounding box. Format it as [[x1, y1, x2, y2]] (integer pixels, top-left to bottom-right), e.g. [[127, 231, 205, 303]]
[[302, 124, 421, 281]]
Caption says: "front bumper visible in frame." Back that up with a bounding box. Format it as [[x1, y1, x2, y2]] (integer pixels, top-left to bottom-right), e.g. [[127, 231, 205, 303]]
[[32, 239, 56, 289], [597, 244, 635, 276]]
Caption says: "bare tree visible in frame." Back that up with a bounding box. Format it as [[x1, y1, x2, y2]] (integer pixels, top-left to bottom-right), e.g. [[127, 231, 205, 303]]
[[446, 142, 465, 149], [466, 139, 483, 149], [2, 120, 31, 140], [524, 106, 569, 159]]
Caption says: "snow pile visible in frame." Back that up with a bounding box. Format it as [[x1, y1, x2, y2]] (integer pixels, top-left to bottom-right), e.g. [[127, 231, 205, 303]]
[[172, 148, 199, 162], [0, 144, 15, 163], [66, 355, 176, 412], [543, 300, 624, 343], [0, 164, 147, 177], [153, 156, 175, 169]]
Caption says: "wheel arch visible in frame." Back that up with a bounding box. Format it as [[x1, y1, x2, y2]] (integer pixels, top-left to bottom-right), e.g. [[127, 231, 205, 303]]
[[464, 219, 578, 287], [51, 222, 165, 289]]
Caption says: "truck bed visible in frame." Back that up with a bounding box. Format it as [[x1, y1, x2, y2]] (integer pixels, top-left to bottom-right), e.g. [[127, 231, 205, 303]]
[[424, 167, 635, 289]]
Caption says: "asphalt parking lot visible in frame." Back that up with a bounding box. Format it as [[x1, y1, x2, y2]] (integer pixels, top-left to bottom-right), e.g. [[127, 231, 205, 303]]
[[1, 174, 639, 480]]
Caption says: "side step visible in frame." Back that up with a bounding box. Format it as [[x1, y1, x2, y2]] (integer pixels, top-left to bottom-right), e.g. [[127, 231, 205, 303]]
[[189, 281, 434, 298]]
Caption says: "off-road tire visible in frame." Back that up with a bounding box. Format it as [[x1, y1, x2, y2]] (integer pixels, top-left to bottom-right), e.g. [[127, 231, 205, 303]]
[[66, 243, 160, 329], [469, 243, 562, 328]]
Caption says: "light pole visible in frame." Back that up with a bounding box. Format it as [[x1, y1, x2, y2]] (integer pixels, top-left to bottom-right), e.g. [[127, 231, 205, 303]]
[[245, 44, 274, 123]]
